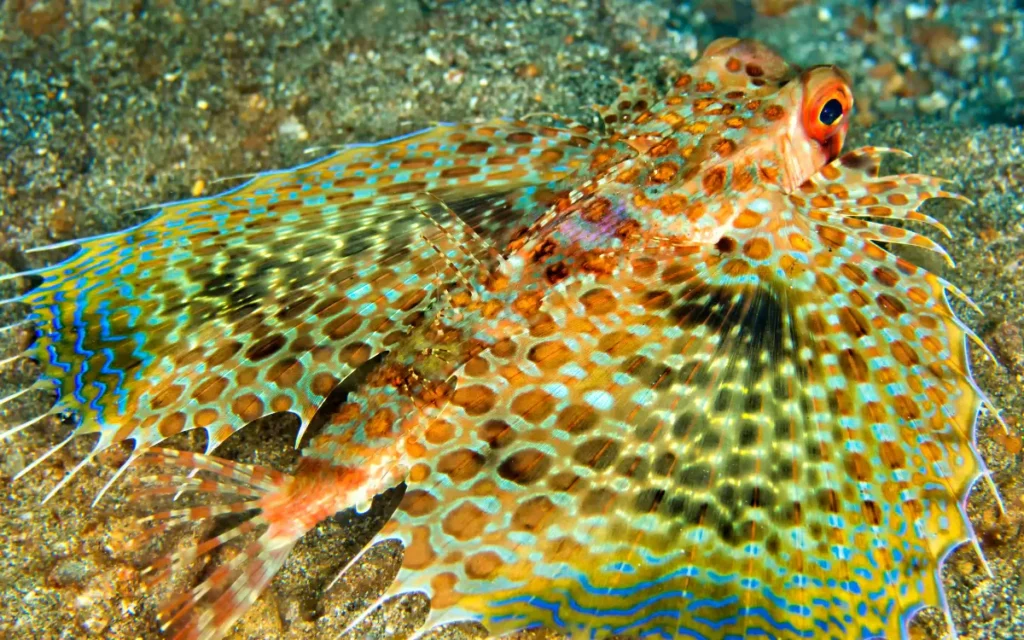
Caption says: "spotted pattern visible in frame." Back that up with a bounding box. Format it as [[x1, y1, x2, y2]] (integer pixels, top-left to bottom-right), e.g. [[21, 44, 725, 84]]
[[5, 119, 596, 468], [2, 37, 993, 640], [370, 146, 985, 640]]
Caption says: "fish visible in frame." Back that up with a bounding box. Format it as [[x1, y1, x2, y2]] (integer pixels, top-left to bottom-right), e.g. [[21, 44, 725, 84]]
[[0, 37, 1003, 640]]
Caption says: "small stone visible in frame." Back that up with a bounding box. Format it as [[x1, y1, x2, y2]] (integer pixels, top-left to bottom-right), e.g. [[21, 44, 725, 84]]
[[917, 91, 950, 114], [986, 320, 1024, 376], [517, 63, 541, 79], [278, 117, 309, 142], [444, 68, 465, 86], [81, 613, 110, 636], [424, 47, 443, 66], [50, 201, 76, 237], [49, 557, 97, 587], [1, 446, 24, 477]]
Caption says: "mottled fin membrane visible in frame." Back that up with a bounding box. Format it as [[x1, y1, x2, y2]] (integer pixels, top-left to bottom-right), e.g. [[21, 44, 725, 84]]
[[339, 149, 989, 639], [0, 119, 597, 503]]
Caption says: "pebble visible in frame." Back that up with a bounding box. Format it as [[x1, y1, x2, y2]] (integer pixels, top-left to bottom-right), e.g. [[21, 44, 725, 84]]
[[49, 557, 98, 588], [277, 116, 309, 142], [917, 90, 950, 114]]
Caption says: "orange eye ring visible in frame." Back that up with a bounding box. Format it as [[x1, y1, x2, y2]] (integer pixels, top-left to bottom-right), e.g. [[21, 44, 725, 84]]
[[802, 75, 853, 144]]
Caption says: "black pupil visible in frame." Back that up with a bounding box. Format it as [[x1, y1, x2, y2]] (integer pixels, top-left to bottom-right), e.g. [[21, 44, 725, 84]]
[[819, 98, 843, 125]]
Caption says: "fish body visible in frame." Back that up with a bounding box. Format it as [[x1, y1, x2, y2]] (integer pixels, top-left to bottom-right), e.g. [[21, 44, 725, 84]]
[[1, 38, 993, 640]]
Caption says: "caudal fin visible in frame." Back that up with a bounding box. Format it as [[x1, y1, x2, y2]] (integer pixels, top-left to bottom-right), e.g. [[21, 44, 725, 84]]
[[130, 449, 306, 640], [130, 446, 407, 640]]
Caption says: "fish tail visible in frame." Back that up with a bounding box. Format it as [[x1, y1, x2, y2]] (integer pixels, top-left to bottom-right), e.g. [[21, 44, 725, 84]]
[[131, 448, 399, 640]]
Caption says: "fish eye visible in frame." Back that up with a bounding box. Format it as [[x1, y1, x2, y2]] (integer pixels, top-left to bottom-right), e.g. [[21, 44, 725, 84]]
[[819, 98, 843, 126], [800, 69, 853, 149]]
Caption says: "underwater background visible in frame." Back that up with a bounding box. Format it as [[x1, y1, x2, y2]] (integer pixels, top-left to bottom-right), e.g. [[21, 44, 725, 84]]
[[0, 1, 1022, 638]]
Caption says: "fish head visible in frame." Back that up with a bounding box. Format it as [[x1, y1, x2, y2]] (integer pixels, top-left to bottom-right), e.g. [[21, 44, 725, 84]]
[[771, 64, 854, 190], [676, 37, 855, 193]]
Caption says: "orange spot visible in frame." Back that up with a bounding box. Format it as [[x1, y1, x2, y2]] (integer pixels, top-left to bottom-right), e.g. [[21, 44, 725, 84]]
[[365, 407, 397, 438], [892, 395, 921, 421], [465, 551, 503, 579], [763, 104, 785, 120], [498, 449, 552, 485], [820, 165, 841, 181], [214, 424, 235, 444], [232, 393, 265, 422], [693, 97, 715, 111], [452, 385, 498, 415], [324, 313, 361, 340], [580, 288, 618, 315], [684, 121, 709, 135], [649, 161, 679, 184], [193, 408, 218, 429], [723, 259, 750, 275], [157, 412, 186, 438], [556, 405, 598, 434], [271, 395, 293, 412], [742, 238, 772, 260], [511, 389, 557, 424], [192, 376, 229, 403], [713, 138, 737, 157], [597, 330, 642, 357], [409, 463, 431, 482], [512, 291, 544, 317], [839, 349, 869, 382], [528, 340, 574, 371], [512, 496, 558, 532], [733, 209, 763, 229], [402, 526, 437, 569], [818, 226, 847, 249], [457, 141, 491, 154], [648, 138, 678, 157], [657, 193, 687, 216], [702, 167, 726, 195], [789, 233, 812, 252], [877, 293, 907, 317], [873, 266, 899, 287], [839, 262, 868, 286], [906, 287, 930, 305], [863, 243, 887, 261], [443, 501, 488, 540], [425, 420, 456, 445], [438, 449, 486, 481], [867, 180, 900, 194], [150, 384, 184, 410], [658, 111, 684, 127], [581, 198, 611, 223], [400, 490, 439, 516], [491, 338, 517, 359], [838, 306, 870, 338], [464, 356, 490, 377]]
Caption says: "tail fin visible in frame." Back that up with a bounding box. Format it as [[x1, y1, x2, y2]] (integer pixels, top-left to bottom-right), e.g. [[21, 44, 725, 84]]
[[130, 448, 393, 640]]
